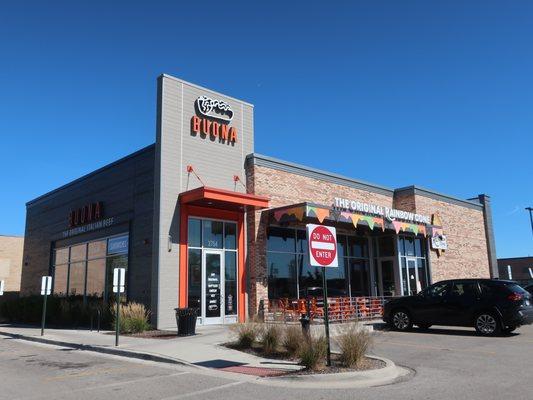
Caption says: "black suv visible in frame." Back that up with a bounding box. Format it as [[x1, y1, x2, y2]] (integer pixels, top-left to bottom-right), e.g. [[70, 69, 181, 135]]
[[383, 279, 533, 336]]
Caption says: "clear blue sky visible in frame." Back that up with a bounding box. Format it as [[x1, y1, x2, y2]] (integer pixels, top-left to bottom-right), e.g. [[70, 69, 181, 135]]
[[1, 1, 532, 258]]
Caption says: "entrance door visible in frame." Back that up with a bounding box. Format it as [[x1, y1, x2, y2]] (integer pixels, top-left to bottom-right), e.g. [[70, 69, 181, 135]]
[[402, 258, 423, 296], [202, 250, 224, 325]]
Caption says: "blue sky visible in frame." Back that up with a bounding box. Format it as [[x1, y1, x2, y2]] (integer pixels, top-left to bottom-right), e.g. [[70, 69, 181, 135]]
[[1, 1, 532, 257]]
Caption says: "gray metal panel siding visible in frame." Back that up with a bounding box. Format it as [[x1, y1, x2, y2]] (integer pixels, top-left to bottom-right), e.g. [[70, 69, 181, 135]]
[[153, 74, 253, 329], [21, 147, 155, 307]]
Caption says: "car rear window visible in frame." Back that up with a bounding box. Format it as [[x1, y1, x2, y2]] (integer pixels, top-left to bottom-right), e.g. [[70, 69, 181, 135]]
[[480, 281, 529, 296]]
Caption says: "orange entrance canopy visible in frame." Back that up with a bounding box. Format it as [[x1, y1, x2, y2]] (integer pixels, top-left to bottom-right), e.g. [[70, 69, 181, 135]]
[[179, 186, 269, 211]]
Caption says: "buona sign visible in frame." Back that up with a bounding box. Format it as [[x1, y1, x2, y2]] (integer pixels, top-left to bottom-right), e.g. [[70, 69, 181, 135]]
[[191, 95, 237, 143], [68, 201, 103, 228]]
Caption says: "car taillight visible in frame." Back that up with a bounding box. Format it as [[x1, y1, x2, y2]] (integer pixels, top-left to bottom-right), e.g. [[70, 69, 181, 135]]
[[507, 292, 523, 301]]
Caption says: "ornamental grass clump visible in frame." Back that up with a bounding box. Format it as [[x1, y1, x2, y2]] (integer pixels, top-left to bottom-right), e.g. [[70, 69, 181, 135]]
[[111, 302, 151, 334], [230, 322, 260, 348], [261, 324, 282, 355], [335, 323, 373, 368], [298, 335, 327, 371], [282, 325, 305, 358]]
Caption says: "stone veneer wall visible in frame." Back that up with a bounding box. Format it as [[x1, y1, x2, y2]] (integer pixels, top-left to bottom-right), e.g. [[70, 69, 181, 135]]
[[246, 164, 394, 315], [413, 195, 490, 282]]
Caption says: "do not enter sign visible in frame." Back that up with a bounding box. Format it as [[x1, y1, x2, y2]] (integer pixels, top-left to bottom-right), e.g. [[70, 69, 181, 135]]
[[307, 224, 338, 267]]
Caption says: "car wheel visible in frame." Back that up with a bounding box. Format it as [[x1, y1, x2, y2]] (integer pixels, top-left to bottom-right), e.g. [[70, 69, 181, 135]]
[[417, 324, 432, 330], [392, 310, 412, 331], [475, 312, 501, 336]]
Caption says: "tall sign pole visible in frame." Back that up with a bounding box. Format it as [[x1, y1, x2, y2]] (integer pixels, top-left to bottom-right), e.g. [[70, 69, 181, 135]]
[[40, 276, 52, 336], [113, 268, 125, 346], [526, 207, 533, 241], [307, 224, 338, 367]]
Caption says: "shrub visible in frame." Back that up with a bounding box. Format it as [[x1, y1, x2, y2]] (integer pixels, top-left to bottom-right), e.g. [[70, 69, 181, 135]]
[[230, 322, 260, 348], [261, 324, 281, 355], [298, 335, 327, 371], [335, 323, 373, 368], [283, 325, 305, 357], [111, 302, 151, 334], [0, 295, 111, 328]]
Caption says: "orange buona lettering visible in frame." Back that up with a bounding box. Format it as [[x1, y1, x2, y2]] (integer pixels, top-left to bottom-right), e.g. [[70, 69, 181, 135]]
[[191, 116, 237, 143]]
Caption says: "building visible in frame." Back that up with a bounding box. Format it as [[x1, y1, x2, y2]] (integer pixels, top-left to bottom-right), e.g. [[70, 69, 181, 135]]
[[0, 235, 24, 299], [497, 257, 533, 282], [21, 74, 498, 329]]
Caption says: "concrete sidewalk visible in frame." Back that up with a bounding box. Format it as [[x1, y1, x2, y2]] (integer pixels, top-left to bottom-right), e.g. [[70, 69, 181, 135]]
[[0, 324, 302, 372]]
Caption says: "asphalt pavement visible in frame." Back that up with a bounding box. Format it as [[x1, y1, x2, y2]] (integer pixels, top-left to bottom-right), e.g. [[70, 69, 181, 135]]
[[1, 323, 532, 400]]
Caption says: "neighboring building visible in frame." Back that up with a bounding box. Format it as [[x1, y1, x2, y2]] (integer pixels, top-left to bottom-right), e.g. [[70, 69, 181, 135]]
[[21, 74, 498, 329], [0, 235, 24, 298], [497, 257, 533, 282]]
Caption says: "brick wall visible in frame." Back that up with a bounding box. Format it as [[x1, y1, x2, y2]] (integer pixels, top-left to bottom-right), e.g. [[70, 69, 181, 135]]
[[246, 163, 493, 318], [0, 235, 24, 293], [413, 195, 490, 282], [246, 164, 394, 316]]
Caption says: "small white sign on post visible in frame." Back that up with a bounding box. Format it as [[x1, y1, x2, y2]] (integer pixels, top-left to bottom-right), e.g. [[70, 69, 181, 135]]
[[0, 280, 4, 296], [40, 276, 52, 295], [113, 268, 126, 293]]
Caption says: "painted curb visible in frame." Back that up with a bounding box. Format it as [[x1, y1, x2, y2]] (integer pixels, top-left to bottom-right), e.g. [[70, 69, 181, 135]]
[[254, 355, 411, 389], [0, 330, 191, 366]]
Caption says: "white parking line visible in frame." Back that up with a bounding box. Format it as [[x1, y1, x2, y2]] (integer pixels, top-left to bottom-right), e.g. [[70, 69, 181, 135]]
[[160, 381, 246, 400]]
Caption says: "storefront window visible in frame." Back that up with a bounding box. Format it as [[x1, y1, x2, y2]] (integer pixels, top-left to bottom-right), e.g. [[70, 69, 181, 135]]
[[349, 259, 370, 297], [266, 227, 369, 300], [52, 233, 129, 300], [68, 262, 86, 296], [188, 249, 202, 310], [225, 252, 237, 315], [378, 236, 395, 257], [188, 218, 202, 248], [203, 220, 223, 248], [54, 264, 68, 296], [298, 254, 323, 297], [224, 222, 237, 250], [268, 227, 296, 253], [267, 252, 297, 300], [86, 258, 106, 297]]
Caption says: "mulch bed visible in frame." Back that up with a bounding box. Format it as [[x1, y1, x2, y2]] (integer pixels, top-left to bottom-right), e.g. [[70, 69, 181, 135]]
[[224, 342, 386, 375], [105, 330, 179, 339]]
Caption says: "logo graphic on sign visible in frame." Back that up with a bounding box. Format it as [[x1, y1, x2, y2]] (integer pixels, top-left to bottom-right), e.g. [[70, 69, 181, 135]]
[[195, 95, 234, 122], [307, 224, 338, 267]]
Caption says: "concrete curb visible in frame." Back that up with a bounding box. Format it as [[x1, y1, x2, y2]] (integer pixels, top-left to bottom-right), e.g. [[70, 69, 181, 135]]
[[254, 355, 411, 389], [0, 330, 191, 367]]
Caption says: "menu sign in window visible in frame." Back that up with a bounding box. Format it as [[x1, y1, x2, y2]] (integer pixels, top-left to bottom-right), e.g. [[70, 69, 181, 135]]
[[205, 254, 221, 318]]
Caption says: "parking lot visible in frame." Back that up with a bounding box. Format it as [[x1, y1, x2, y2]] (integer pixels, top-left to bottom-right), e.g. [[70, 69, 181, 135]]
[[1, 323, 532, 400]]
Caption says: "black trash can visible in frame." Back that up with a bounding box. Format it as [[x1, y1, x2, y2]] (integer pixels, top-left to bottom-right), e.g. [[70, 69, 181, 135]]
[[175, 308, 198, 336]]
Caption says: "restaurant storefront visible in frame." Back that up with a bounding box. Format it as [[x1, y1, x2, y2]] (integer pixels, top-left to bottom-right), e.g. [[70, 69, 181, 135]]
[[20, 74, 498, 329]]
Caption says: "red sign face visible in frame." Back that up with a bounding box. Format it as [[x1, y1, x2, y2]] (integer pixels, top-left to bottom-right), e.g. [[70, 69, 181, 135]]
[[308, 225, 338, 267]]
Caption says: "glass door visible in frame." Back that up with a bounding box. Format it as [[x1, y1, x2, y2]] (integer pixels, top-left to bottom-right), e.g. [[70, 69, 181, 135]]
[[202, 250, 224, 325], [402, 257, 422, 296]]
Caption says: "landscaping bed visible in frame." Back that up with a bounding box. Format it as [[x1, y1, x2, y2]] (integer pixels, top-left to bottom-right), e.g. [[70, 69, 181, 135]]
[[105, 329, 178, 339], [225, 341, 385, 374], [227, 321, 383, 374]]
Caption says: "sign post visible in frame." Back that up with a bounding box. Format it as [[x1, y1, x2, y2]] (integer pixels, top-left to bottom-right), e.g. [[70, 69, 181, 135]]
[[113, 268, 125, 346], [40, 276, 52, 336], [306, 224, 338, 367]]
